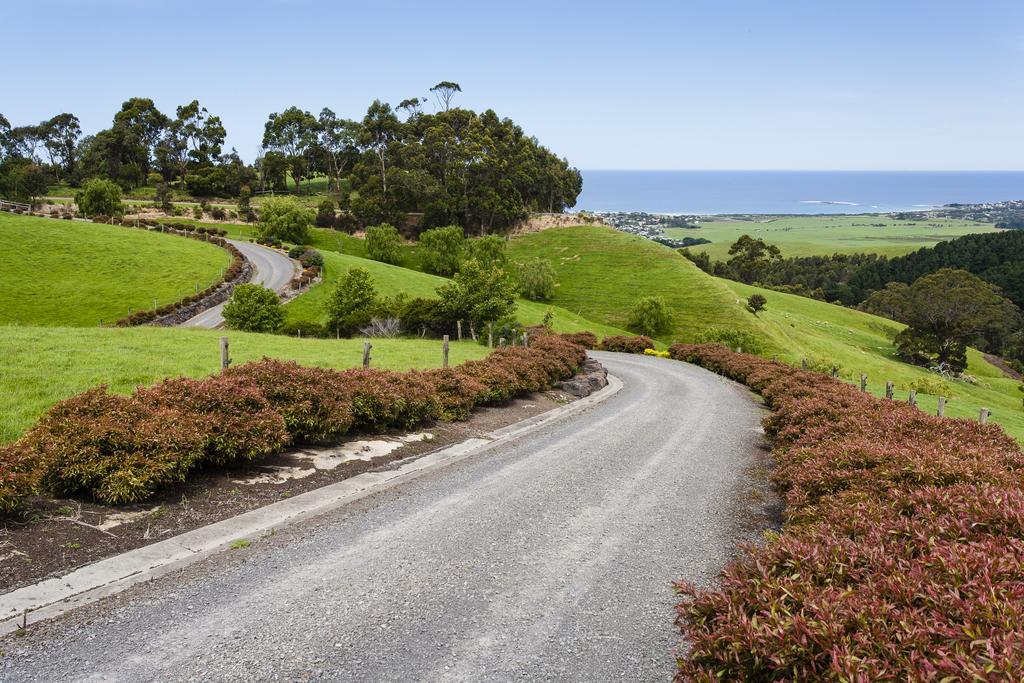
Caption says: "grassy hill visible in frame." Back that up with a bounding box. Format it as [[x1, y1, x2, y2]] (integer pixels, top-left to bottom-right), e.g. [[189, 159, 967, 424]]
[[0, 213, 230, 326], [721, 280, 1024, 441], [283, 248, 630, 339], [0, 326, 487, 444], [502, 224, 1024, 440], [667, 214, 996, 260], [506, 226, 762, 342]]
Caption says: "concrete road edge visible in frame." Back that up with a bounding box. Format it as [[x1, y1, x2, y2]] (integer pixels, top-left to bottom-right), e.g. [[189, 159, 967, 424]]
[[0, 373, 623, 635]]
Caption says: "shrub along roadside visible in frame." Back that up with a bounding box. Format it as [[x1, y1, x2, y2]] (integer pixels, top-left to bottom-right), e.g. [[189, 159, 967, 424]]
[[0, 333, 588, 511], [666, 342, 1024, 679], [110, 220, 245, 327]]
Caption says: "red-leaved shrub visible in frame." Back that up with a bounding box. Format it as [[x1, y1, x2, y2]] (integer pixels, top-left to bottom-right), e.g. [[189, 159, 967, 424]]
[[137, 375, 287, 465], [0, 332, 591, 509], [599, 335, 655, 353], [23, 387, 207, 505], [666, 342, 1024, 680], [224, 359, 354, 445]]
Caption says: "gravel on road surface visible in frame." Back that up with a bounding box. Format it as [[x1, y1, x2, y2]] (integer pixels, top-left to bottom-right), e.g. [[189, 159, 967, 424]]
[[181, 239, 294, 329], [3, 352, 776, 682]]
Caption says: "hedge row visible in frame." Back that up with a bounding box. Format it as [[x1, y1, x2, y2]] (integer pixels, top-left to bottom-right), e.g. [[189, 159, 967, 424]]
[[598, 335, 655, 353], [112, 223, 247, 327], [0, 333, 587, 511], [667, 343, 1024, 680]]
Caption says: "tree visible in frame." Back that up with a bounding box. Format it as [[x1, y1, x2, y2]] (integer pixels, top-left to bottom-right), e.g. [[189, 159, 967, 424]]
[[237, 185, 255, 222], [256, 196, 312, 243], [517, 258, 556, 301], [315, 198, 336, 228], [419, 225, 465, 275], [263, 107, 319, 192], [0, 113, 10, 160], [39, 113, 81, 181], [467, 235, 507, 269], [326, 267, 378, 334], [430, 81, 462, 111], [747, 294, 767, 315], [859, 282, 911, 321], [75, 178, 124, 216], [0, 159, 50, 203], [111, 97, 168, 186], [627, 296, 672, 336], [316, 108, 358, 192], [893, 269, 1022, 374], [365, 223, 402, 264], [357, 100, 400, 197], [397, 97, 424, 119], [726, 235, 782, 284], [161, 100, 225, 189], [436, 259, 517, 329], [223, 285, 284, 332]]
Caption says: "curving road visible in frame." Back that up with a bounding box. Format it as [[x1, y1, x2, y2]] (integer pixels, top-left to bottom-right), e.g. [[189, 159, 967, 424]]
[[2, 353, 773, 682], [181, 239, 296, 329]]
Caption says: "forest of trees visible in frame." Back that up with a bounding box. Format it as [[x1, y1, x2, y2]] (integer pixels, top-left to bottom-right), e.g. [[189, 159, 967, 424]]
[[0, 83, 582, 234]]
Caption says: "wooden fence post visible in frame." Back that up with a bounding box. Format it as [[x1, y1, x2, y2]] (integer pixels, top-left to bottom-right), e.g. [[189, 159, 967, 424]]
[[908, 389, 917, 407], [220, 336, 230, 370], [499, 337, 506, 347], [456, 320, 462, 342], [885, 381, 894, 400], [523, 331, 529, 348], [830, 366, 838, 378], [488, 323, 493, 348], [362, 341, 372, 368], [937, 396, 946, 417], [980, 408, 990, 425], [442, 335, 449, 368], [801, 358, 808, 370], [860, 374, 867, 392]]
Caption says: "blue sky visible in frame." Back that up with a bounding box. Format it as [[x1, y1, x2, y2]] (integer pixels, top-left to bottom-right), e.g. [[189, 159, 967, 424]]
[[3, 0, 1022, 170]]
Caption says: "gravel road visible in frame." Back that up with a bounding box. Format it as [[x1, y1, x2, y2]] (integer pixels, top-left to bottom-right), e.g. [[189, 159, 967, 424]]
[[180, 239, 295, 328], [3, 352, 774, 682]]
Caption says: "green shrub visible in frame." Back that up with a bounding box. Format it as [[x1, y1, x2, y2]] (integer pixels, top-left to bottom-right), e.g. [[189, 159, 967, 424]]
[[223, 284, 285, 333], [694, 327, 767, 356], [906, 375, 952, 397], [365, 223, 402, 264], [419, 225, 465, 275], [257, 196, 313, 243], [517, 258, 557, 301], [75, 178, 124, 217], [276, 320, 329, 338], [326, 267, 378, 335], [627, 296, 672, 336]]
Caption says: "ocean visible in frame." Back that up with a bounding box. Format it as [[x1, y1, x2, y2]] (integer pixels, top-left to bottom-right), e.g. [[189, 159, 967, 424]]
[[575, 170, 1024, 215]]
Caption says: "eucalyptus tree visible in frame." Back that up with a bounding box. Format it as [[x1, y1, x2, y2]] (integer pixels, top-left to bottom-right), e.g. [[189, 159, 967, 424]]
[[429, 81, 462, 111], [316, 108, 359, 192], [39, 113, 81, 181], [357, 100, 401, 197], [263, 106, 319, 192], [160, 100, 226, 188]]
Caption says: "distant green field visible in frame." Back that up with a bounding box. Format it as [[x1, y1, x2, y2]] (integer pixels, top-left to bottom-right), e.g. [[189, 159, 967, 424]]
[[507, 226, 762, 342], [666, 214, 997, 260], [0, 326, 488, 443], [0, 213, 230, 326], [284, 249, 628, 339]]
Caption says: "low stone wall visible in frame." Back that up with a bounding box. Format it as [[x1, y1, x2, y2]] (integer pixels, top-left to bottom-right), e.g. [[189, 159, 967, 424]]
[[150, 259, 256, 326], [558, 358, 609, 397]]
